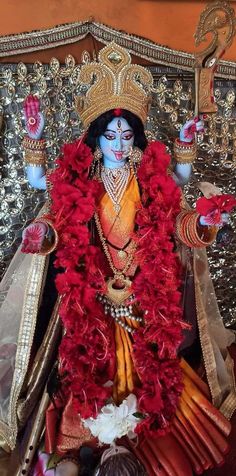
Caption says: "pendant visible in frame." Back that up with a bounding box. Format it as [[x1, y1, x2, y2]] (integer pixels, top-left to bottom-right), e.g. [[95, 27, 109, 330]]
[[105, 277, 132, 305], [114, 203, 121, 213], [118, 250, 127, 259]]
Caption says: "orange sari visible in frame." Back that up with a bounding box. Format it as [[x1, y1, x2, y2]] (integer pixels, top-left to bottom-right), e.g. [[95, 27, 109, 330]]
[[98, 171, 141, 403]]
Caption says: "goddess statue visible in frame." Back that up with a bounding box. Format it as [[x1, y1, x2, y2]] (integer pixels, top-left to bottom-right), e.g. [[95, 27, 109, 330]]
[[0, 42, 235, 476]]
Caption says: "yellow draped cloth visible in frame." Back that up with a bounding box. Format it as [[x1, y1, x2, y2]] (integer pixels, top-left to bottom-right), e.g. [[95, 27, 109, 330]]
[[98, 171, 140, 402]]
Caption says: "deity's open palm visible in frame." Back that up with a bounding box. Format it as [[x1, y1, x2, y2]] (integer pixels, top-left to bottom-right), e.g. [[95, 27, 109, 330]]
[[24, 95, 45, 139]]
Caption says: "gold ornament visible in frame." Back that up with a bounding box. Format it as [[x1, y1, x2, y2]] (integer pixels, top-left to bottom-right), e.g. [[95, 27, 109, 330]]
[[22, 137, 46, 151], [101, 164, 130, 214], [106, 276, 133, 306], [129, 146, 143, 165], [24, 149, 46, 167], [117, 250, 128, 259], [91, 146, 103, 178], [194, 0, 236, 114], [94, 212, 137, 279], [174, 139, 197, 164], [22, 136, 46, 166], [93, 146, 103, 161], [76, 42, 153, 128]]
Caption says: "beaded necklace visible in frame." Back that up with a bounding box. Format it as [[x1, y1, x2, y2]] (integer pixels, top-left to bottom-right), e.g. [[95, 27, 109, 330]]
[[101, 164, 130, 213]]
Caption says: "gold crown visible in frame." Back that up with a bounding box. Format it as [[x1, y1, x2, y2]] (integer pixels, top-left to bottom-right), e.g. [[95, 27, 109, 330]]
[[76, 42, 153, 128]]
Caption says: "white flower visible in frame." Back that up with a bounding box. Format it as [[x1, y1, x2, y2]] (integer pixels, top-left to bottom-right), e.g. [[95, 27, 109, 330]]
[[82, 394, 140, 444]]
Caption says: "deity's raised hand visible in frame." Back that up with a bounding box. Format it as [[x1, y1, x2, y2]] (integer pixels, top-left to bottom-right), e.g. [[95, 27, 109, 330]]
[[179, 116, 204, 143], [21, 222, 48, 254], [24, 95, 45, 139]]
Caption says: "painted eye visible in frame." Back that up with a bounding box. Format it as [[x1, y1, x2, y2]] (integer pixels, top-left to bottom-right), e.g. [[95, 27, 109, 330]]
[[207, 57, 216, 68], [122, 134, 133, 141], [104, 133, 115, 141]]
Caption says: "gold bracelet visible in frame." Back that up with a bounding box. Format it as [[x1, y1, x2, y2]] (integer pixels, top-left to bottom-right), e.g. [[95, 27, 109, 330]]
[[23, 135, 46, 166], [22, 136, 46, 151], [34, 217, 59, 255], [174, 139, 197, 164], [24, 149, 46, 166]]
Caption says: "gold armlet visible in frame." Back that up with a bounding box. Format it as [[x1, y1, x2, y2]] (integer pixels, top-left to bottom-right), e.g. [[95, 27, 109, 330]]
[[23, 136, 46, 167], [34, 217, 58, 255], [174, 139, 197, 164], [176, 211, 217, 248]]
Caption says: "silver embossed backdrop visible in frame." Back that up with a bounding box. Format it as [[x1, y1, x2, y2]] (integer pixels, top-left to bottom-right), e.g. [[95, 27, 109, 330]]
[[0, 55, 235, 328]]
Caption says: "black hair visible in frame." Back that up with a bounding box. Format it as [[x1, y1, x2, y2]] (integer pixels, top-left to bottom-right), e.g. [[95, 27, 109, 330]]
[[95, 451, 147, 476], [84, 109, 148, 152]]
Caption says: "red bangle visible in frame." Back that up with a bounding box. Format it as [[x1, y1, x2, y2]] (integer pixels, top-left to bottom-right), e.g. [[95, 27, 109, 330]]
[[34, 217, 58, 255]]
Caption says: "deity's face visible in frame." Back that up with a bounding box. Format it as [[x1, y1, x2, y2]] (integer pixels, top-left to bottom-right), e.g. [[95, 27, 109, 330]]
[[98, 116, 134, 168]]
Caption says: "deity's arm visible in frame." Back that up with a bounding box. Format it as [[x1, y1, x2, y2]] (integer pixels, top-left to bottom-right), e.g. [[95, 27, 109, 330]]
[[20, 96, 58, 253], [173, 163, 192, 187], [23, 95, 47, 190], [172, 117, 204, 187], [26, 165, 46, 190]]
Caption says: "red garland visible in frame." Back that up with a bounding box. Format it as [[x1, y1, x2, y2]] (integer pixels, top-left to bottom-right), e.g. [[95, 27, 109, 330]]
[[49, 140, 116, 418], [132, 141, 184, 436], [49, 139, 185, 436]]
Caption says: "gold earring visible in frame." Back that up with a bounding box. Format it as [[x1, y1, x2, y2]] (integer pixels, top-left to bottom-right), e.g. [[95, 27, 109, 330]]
[[129, 146, 142, 179], [91, 146, 103, 179], [129, 146, 143, 164], [93, 146, 103, 161]]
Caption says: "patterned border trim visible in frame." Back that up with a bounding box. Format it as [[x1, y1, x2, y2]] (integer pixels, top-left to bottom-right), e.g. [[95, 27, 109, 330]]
[[8, 254, 47, 449], [0, 20, 235, 79], [193, 247, 236, 418], [0, 252, 47, 449]]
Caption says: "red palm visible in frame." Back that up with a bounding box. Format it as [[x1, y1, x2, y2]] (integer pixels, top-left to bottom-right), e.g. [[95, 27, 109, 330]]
[[21, 222, 48, 253], [24, 95, 45, 139]]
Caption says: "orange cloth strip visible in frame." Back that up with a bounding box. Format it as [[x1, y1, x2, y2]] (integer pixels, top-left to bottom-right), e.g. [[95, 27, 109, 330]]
[[113, 323, 137, 403], [98, 171, 140, 275]]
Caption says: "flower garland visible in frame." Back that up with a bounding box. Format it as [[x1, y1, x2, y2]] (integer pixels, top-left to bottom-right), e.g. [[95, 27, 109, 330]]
[[132, 141, 184, 435], [49, 140, 116, 418], [49, 139, 185, 436]]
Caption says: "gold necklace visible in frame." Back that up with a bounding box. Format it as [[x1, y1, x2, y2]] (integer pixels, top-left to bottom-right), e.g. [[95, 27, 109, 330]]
[[105, 237, 131, 260], [94, 211, 138, 307], [94, 212, 137, 279], [101, 164, 130, 213]]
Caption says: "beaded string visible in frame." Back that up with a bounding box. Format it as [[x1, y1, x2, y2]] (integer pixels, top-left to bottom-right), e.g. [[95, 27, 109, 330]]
[[97, 293, 143, 334], [101, 164, 130, 213]]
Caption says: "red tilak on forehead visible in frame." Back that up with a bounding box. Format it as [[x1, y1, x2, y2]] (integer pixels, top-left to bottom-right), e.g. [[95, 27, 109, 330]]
[[113, 108, 123, 117]]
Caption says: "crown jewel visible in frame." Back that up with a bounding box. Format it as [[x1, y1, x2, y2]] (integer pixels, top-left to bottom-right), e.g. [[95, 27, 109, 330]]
[[77, 42, 153, 128]]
